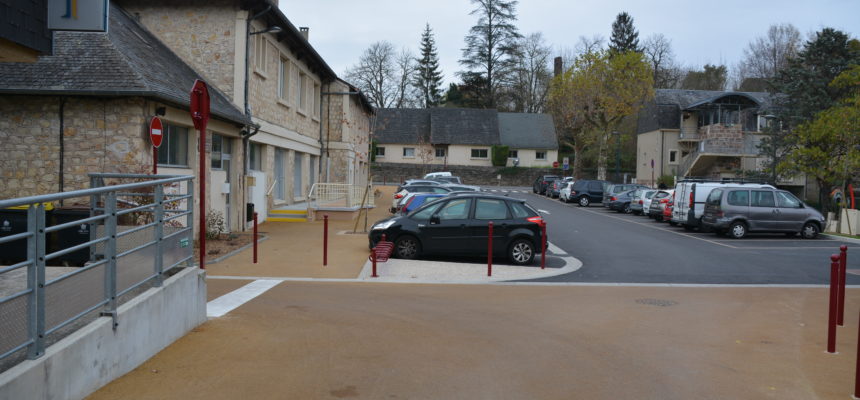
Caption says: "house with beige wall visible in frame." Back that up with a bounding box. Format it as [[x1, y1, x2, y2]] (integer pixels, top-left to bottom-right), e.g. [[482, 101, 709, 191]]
[[373, 108, 558, 169], [636, 89, 810, 197]]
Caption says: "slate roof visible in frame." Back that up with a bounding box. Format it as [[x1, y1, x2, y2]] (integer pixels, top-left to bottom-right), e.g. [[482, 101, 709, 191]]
[[429, 108, 499, 145], [0, 3, 249, 126], [637, 89, 773, 135], [498, 112, 558, 150], [374, 108, 431, 144]]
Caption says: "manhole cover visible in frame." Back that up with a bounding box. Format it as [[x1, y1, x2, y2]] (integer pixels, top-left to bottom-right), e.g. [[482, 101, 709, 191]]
[[635, 298, 678, 307]]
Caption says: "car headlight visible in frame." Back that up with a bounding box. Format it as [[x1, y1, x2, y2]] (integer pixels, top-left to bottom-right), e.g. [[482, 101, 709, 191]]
[[372, 219, 397, 231]]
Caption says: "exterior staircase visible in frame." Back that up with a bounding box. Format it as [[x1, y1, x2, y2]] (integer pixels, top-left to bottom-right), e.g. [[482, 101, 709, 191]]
[[268, 203, 308, 222]]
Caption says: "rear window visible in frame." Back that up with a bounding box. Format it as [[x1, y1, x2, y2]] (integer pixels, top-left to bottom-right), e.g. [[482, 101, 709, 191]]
[[474, 198, 510, 220], [510, 202, 537, 218], [645, 190, 657, 198], [706, 189, 722, 205], [727, 190, 749, 206]]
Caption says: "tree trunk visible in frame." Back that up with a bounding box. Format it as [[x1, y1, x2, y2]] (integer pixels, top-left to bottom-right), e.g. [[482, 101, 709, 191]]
[[573, 143, 584, 179], [596, 132, 609, 181]]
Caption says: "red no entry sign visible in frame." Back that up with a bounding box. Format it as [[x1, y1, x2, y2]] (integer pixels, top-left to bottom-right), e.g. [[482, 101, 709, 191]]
[[149, 116, 164, 148]]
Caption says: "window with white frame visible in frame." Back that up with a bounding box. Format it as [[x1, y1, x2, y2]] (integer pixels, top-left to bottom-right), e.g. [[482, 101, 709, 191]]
[[669, 149, 678, 164], [435, 147, 446, 158], [403, 147, 415, 158], [278, 57, 290, 101], [298, 72, 307, 111], [211, 134, 232, 170], [254, 34, 267, 72], [375, 147, 385, 157], [508, 150, 518, 158], [313, 82, 320, 118], [471, 149, 488, 158], [156, 124, 189, 166], [535, 151, 546, 160], [249, 143, 263, 171]]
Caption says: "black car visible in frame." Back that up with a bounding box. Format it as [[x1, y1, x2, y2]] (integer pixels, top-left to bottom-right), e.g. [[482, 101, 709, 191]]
[[532, 175, 560, 195], [370, 193, 546, 265], [569, 180, 610, 207]]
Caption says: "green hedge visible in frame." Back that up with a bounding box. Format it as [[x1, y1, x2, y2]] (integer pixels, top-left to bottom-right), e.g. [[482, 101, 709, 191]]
[[491, 145, 509, 167]]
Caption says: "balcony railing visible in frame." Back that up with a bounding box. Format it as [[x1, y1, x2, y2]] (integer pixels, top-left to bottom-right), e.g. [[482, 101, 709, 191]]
[[678, 136, 763, 177]]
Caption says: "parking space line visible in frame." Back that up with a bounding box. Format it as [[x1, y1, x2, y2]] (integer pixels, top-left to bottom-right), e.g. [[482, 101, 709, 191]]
[[573, 207, 739, 249]]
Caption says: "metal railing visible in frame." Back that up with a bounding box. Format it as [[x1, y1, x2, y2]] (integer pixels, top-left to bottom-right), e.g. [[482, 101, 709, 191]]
[[0, 173, 194, 364], [308, 183, 374, 210], [678, 136, 762, 177]]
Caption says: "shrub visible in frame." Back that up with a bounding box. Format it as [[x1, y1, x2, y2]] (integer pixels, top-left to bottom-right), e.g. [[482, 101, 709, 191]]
[[491, 145, 509, 167], [206, 209, 226, 240]]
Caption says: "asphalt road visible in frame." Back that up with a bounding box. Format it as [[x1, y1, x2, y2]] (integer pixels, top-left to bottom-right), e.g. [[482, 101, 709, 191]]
[[498, 187, 860, 285]]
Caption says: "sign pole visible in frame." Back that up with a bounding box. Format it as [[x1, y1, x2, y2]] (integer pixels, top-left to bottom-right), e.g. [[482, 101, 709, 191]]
[[153, 147, 158, 175], [190, 80, 211, 270], [149, 116, 164, 175]]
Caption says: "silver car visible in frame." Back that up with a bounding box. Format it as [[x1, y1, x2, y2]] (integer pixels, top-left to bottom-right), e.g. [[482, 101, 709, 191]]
[[702, 187, 825, 239], [630, 189, 657, 215]]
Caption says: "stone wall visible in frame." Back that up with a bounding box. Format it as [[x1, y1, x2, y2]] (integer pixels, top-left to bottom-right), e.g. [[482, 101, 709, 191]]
[[371, 162, 572, 187], [0, 96, 149, 199]]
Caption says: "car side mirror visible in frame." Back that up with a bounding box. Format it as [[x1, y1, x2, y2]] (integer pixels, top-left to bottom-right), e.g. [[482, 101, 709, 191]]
[[430, 215, 440, 225]]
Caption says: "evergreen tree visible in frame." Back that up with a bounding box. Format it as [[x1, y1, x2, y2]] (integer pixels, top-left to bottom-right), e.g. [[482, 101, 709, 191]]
[[608, 12, 640, 54], [459, 0, 522, 108], [415, 23, 444, 108]]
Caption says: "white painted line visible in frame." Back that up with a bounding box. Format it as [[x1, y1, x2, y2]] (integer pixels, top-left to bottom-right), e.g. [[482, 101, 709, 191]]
[[547, 242, 566, 255], [538, 209, 551, 215], [206, 279, 281, 317], [575, 207, 737, 249]]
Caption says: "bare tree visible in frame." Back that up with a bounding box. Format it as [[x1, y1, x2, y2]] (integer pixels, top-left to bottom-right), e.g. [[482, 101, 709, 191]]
[[344, 41, 418, 108], [735, 24, 802, 91], [507, 32, 551, 112], [394, 48, 420, 108], [643, 33, 683, 88]]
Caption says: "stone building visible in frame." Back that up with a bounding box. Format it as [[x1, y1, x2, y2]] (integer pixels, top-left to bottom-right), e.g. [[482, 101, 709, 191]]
[[635, 89, 810, 197], [118, 0, 373, 223], [0, 4, 250, 233]]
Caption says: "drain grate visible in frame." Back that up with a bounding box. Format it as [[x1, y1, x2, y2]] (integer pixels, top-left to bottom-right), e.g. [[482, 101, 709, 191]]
[[635, 298, 678, 307]]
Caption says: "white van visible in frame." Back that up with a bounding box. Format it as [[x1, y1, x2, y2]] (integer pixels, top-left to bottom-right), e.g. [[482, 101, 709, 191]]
[[423, 172, 452, 179], [672, 179, 774, 231]]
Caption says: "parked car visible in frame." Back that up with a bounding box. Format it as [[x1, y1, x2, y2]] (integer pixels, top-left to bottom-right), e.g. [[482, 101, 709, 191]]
[[396, 179, 441, 192], [442, 184, 481, 192], [663, 198, 674, 223], [559, 181, 576, 203], [532, 175, 561, 195], [424, 172, 452, 179], [602, 184, 649, 207], [568, 180, 610, 207], [630, 189, 657, 215], [370, 193, 546, 265], [647, 190, 674, 220], [547, 179, 567, 198], [607, 189, 639, 213], [431, 176, 463, 184], [702, 187, 825, 239], [672, 179, 774, 231], [398, 193, 447, 215], [391, 185, 452, 213]]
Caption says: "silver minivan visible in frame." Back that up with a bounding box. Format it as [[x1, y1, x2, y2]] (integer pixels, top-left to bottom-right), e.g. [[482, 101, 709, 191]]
[[702, 187, 825, 239]]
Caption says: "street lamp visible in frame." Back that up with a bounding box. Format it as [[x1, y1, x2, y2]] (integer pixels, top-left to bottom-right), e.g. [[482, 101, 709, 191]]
[[613, 130, 621, 183]]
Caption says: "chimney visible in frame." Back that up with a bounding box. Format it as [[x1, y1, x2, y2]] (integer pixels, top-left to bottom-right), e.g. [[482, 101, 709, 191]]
[[553, 57, 563, 77], [299, 27, 309, 41]]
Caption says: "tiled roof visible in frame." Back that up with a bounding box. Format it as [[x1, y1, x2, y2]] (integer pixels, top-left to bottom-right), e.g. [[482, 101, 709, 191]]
[[498, 112, 558, 150], [0, 3, 249, 126]]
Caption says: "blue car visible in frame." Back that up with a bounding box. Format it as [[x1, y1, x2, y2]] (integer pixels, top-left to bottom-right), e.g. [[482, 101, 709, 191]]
[[400, 193, 447, 215]]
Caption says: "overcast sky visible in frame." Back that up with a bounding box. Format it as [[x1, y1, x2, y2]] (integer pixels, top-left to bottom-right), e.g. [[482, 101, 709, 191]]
[[280, 0, 860, 87]]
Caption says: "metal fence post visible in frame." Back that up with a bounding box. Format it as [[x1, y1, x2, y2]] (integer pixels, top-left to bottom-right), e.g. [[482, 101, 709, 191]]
[[187, 179, 195, 267], [103, 192, 118, 329], [26, 203, 46, 359], [154, 184, 164, 287]]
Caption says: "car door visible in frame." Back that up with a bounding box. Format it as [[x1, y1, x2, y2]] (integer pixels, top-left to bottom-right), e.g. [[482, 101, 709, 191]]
[[588, 181, 604, 202], [775, 191, 806, 231], [749, 190, 778, 231], [424, 197, 473, 254], [470, 198, 513, 256]]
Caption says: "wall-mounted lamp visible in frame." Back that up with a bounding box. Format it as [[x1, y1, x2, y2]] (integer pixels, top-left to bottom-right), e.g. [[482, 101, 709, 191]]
[[155, 106, 166, 116], [250, 26, 282, 36]]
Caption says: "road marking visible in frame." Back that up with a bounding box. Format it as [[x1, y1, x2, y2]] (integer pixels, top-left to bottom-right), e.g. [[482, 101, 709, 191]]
[[207, 279, 281, 317], [573, 207, 738, 249], [538, 209, 551, 215], [547, 242, 566, 255]]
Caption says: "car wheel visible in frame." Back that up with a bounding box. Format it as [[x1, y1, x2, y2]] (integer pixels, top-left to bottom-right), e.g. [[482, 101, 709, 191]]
[[683, 224, 695, 231], [508, 238, 535, 265], [623, 203, 632, 214], [728, 221, 747, 239], [394, 235, 421, 259], [668, 221, 678, 226], [801, 222, 819, 239], [578, 196, 590, 207]]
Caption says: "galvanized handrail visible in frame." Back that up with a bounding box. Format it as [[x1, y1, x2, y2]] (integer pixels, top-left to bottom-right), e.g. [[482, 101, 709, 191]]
[[0, 173, 195, 365]]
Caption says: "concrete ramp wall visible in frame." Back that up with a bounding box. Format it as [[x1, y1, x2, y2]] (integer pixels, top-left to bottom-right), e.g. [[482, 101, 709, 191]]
[[0, 267, 207, 400]]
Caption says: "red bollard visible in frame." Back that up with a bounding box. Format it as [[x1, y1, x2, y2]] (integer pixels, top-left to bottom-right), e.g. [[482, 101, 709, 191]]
[[487, 221, 493, 277], [827, 254, 839, 353], [371, 247, 378, 278], [541, 222, 547, 270], [253, 212, 258, 264], [839, 245, 847, 326], [323, 215, 328, 266]]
